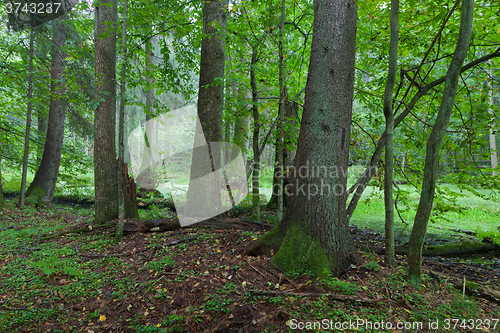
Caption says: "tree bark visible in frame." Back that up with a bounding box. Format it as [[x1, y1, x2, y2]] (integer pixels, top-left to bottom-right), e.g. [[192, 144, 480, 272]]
[[19, 27, 34, 207], [251, 48, 261, 221], [232, 85, 250, 162], [26, 18, 67, 204], [94, 0, 118, 224], [383, 0, 399, 266], [137, 34, 156, 189], [115, 0, 129, 243], [268, 99, 299, 209], [276, 0, 286, 221], [489, 64, 498, 176], [0, 156, 5, 210], [247, 0, 359, 277], [407, 0, 474, 286], [184, 0, 227, 218]]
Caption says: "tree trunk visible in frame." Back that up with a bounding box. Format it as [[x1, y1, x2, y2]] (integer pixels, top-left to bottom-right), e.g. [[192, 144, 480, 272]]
[[115, 0, 129, 243], [0, 156, 5, 210], [184, 0, 227, 219], [276, 0, 286, 221], [137, 34, 156, 189], [407, 0, 474, 286], [489, 64, 498, 176], [94, 0, 118, 224], [19, 27, 35, 207], [383, 0, 399, 266], [251, 49, 261, 221], [36, 108, 48, 165], [232, 86, 250, 162], [26, 18, 67, 204], [268, 99, 299, 209], [246, 0, 359, 277]]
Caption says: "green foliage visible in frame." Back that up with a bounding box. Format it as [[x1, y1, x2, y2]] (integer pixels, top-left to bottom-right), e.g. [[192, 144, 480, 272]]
[[325, 277, 360, 295], [365, 260, 380, 272], [144, 256, 175, 273]]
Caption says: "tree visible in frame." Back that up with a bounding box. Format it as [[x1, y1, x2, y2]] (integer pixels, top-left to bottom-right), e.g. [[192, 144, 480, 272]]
[[94, 0, 118, 224], [184, 0, 228, 219], [0, 156, 5, 210], [382, 0, 399, 265], [25, 17, 68, 204], [276, 0, 286, 221], [489, 63, 498, 176], [19, 27, 35, 207], [246, 0, 359, 277], [407, 0, 474, 286]]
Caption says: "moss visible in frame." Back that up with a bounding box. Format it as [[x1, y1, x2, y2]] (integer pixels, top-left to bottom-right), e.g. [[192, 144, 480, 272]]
[[465, 281, 480, 290], [24, 184, 46, 207], [270, 223, 332, 279]]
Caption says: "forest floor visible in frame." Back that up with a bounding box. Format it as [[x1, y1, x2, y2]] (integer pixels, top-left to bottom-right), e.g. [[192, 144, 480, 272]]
[[1, 206, 500, 332]]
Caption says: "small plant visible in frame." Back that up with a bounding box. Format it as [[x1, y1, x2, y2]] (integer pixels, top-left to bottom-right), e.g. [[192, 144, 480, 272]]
[[32, 258, 81, 277], [325, 277, 359, 295], [365, 260, 380, 272], [144, 256, 175, 273]]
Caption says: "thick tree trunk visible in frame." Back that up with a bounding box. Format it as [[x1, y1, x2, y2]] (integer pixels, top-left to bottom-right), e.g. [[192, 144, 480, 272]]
[[26, 18, 67, 204], [383, 0, 399, 266], [184, 0, 227, 219], [247, 0, 359, 277], [346, 49, 500, 220], [94, 0, 118, 224], [19, 28, 34, 207], [407, 0, 474, 286], [137, 35, 156, 189]]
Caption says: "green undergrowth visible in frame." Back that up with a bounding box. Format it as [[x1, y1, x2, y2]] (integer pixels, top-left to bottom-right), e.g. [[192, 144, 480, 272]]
[[0, 206, 499, 332]]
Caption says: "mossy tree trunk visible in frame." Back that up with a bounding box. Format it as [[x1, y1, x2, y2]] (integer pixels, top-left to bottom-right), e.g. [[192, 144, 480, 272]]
[[383, 0, 399, 266], [247, 0, 359, 277], [407, 0, 474, 286], [94, 0, 119, 223], [26, 17, 67, 204]]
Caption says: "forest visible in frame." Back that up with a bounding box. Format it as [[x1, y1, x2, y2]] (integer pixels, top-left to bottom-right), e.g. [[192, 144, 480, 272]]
[[1, 0, 500, 331]]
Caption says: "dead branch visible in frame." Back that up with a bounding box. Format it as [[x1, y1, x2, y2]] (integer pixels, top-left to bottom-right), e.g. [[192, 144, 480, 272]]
[[427, 269, 500, 304], [251, 290, 384, 304]]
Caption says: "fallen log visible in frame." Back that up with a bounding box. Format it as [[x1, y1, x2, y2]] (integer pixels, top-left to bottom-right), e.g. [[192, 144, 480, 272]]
[[427, 269, 500, 304], [123, 217, 274, 234]]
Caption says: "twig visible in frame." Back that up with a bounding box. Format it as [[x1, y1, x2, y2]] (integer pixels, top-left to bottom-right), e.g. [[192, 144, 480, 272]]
[[251, 290, 383, 303], [162, 272, 203, 280], [0, 226, 14, 232], [248, 263, 267, 279]]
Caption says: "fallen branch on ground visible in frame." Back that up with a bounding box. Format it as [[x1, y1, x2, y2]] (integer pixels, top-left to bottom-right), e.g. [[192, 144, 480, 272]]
[[251, 290, 384, 304], [427, 269, 500, 304]]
